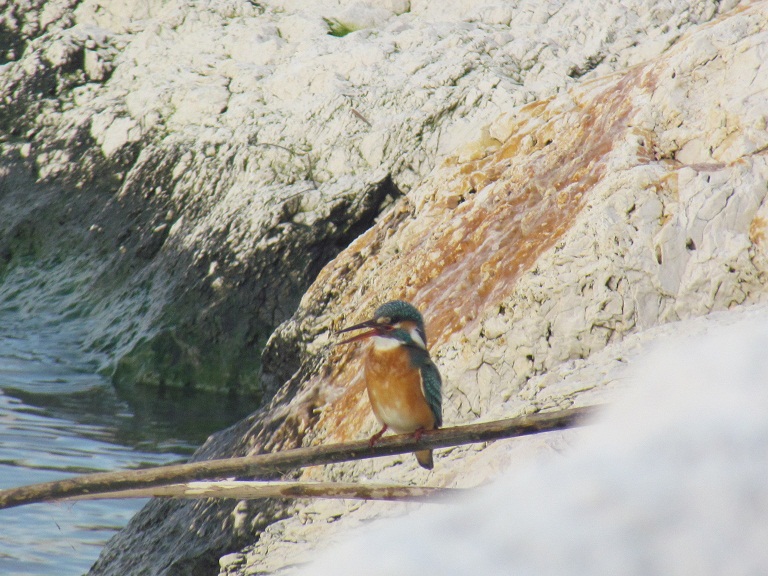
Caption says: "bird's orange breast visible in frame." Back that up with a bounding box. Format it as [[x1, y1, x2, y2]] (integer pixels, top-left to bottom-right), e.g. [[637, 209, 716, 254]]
[[364, 346, 436, 434]]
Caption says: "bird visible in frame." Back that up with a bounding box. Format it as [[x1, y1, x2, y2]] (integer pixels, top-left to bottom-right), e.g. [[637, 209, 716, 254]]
[[336, 300, 442, 469]]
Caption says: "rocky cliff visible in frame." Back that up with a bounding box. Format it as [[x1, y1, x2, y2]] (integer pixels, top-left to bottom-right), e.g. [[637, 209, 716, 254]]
[[2, 0, 767, 574]]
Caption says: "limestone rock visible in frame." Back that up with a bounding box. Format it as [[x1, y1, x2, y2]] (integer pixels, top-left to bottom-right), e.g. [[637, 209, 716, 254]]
[[231, 2, 768, 574], [2, 0, 762, 574], [0, 0, 733, 395]]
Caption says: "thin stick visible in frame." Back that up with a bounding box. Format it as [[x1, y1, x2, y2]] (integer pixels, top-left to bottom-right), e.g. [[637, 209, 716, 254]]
[[0, 405, 598, 510], [64, 480, 461, 503], [350, 108, 372, 126]]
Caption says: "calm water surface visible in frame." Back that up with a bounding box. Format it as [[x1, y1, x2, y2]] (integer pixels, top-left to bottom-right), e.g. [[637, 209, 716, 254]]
[[0, 309, 253, 575]]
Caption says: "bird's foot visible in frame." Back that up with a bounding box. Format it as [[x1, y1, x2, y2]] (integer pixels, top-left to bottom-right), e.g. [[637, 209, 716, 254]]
[[412, 427, 426, 442], [369, 425, 388, 446]]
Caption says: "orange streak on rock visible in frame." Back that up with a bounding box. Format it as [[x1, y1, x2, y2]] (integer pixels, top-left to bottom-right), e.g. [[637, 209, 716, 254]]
[[417, 69, 650, 343]]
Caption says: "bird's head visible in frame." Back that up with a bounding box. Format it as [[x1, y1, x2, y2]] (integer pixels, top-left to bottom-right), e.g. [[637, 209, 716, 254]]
[[336, 300, 427, 350]]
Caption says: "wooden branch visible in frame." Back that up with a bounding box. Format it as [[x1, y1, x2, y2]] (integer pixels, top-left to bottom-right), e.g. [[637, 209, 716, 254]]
[[0, 404, 598, 510], [64, 480, 462, 503]]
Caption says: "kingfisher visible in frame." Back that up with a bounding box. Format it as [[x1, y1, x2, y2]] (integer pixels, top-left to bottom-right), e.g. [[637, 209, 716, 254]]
[[337, 300, 442, 469]]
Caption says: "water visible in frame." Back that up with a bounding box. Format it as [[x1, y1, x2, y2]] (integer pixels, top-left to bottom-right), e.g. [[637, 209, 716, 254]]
[[0, 291, 255, 575]]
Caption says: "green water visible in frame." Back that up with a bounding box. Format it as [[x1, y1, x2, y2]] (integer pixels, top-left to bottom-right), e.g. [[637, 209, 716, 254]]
[[0, 267, 256, 575]]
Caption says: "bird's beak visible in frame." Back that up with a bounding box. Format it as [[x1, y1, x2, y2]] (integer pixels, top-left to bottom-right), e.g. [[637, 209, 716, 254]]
[[336, 319, 378, 345]]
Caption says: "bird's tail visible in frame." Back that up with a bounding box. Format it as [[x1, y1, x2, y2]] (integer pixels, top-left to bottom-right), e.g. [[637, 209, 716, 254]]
[[415, 449, 434, 470]]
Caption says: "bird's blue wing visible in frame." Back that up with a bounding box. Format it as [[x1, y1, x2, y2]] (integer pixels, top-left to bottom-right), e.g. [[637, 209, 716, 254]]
[[419, 360, 443, 428]]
